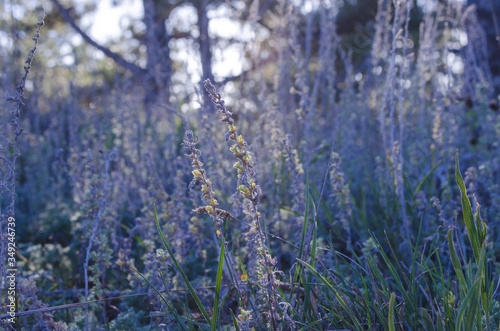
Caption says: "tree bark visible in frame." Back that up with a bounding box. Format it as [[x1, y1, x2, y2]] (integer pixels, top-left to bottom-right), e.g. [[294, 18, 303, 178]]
[[468, 0, 500, 95], [197, 0, 215, 111], [143, 0, 173, 105]]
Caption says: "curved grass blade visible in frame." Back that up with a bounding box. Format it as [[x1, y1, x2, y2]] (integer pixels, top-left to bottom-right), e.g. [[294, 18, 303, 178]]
[[447, 230, 467, 294], [211, 240, 225, 330], [456, 279, 481, 331], [132, 266, 188, 331], [230, 309, 240, 331], [414, 161, 443, 197], [154, 203, 211, 325], [297, 258, 364, 330], [455, 151, 481, 263], [289, 182, 311, 306]]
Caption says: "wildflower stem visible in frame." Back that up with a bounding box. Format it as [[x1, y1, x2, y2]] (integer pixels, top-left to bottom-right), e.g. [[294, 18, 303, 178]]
[[203, 79, 281, 330]]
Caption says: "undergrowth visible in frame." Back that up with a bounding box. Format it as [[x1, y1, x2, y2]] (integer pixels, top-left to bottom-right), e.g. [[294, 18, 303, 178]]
[[142, 82, 499, 330]]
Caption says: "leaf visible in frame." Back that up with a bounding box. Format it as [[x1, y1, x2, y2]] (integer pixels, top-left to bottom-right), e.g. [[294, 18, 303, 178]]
[[388, 292, 396, 331], [419, 308, 436, 331], [211, 240, 225, 330], [455, 151, 481, 263], [456, 280, 481, 331], [447, 230, 467, 295]]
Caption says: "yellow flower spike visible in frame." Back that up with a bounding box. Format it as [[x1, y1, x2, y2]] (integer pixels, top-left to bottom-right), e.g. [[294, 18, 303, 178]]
[[238, 185, 251, 197], [216, 229, 222, 237], [233, 161, 242, 170], [243, 153, 252, 164], [228, 124, 237, 132], [237, 150, 245, 158], [192, 159, 204, 168], [447, 291, 456, 306], [192, 169, 203, 179]]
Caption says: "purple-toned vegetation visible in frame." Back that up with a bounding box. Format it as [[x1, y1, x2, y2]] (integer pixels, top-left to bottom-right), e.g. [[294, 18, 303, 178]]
[[1, 0, 500, 330]]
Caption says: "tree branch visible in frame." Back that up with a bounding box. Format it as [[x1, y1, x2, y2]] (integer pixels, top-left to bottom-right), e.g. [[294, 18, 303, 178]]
[[50, 0, 146, 77]]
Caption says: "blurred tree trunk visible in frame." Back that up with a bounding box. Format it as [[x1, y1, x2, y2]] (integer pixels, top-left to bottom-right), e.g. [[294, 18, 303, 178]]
[[197, 0, 215, 111], [197, 0, 213, 83], [468, 0, 500, 95], [51, 0, 232, 106], [143, 0, 173, 105]]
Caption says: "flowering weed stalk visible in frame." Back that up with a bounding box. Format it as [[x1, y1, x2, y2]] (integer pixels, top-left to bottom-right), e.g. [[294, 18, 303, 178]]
[[183, 129, 240, 329], [1, 16, 44, 289], [203, 79, 287, 330], [0, 14, 48, 331], [184, 130, 225, 236]]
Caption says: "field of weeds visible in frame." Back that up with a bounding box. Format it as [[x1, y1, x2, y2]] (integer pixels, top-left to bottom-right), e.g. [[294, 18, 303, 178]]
[[1, 0, 500, 330]]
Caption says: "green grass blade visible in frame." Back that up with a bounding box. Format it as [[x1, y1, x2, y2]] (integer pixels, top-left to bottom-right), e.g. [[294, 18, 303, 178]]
[[414, 161, 443, 197], [474, 201, 487, 250], [478, 245, 491, 331], [230, 309, 240, 331], [447, 230, 467, 294], [370, 234, 417, 313], [132, 266, 188, 331], [304, 196, 318, 319], [455, 151, 481, 263], [290, 181, 311, 305], [154, 204, 211, 325], [211, 240, 225, 331], [298, 182, 311, 262], [419, 308, 436, 331], [309, 200, 317, 267], [388, 292, 396, 331], [298, 318, 325, 331], [456, 279, 481, 331], [298, 258, 364, 330]]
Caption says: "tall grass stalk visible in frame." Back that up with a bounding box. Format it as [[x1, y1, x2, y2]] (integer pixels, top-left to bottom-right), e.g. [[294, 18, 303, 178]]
[[183, 128, 238, 329], [203, 79, 286, 330], [1, 16, 44, 290]]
